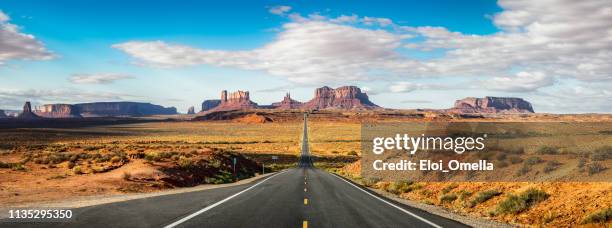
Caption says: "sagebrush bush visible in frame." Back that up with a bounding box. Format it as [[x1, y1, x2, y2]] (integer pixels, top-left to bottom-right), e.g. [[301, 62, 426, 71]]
[[592, 146, 612, 161], [525, 156, 543, 165], [581, 208, 612, 224], [469, 189, 501, 207], [588, 162, 605, 175], [509, 156, 523, 164], [536, 146, 558, 155], [495, 188, 549, 214], [440, 193, 458, 204]]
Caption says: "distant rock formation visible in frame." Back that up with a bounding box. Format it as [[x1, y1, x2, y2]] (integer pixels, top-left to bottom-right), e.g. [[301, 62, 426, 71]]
[[451, 96, 534, 113], [209, 90, 258, 111], [74, 102, 177, 117], [272, 93, 303, 109], [187, 106, 195, 114], [35, 104, 82, 118], [0, 110, 7, 118], [17, 101, 41, 119], [302, 86, 379, 110], [201, 100, 221, 112]]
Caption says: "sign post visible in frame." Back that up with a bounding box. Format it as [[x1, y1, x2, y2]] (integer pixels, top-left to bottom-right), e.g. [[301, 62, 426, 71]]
[[232, 157, 237, 176]]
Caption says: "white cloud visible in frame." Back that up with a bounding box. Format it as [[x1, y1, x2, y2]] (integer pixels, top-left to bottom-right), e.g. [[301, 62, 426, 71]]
[[114, 21, 406, 84], [269, 6, 292, 15], [69, 73, 134, 84], [486, 71, 554, 92], [0, 9, 53, 66], [0, 88, 141, 109]]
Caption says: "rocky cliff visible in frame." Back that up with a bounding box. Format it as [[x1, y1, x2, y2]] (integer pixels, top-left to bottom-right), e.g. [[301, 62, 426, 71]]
[[74, 102, 177, 117], [271, 93, 303, 109], [187, 106, 195, 114], [209, 90, 258, 111], [17, 101, 41, 119], [35, 104, 82, 118], [451, 96, 534, 113], [302, 86, 379, 110]]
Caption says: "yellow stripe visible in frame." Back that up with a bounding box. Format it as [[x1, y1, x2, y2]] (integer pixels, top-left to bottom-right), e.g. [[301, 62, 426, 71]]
[[304, 198, 308, 205], [303, 220, 308, 228]]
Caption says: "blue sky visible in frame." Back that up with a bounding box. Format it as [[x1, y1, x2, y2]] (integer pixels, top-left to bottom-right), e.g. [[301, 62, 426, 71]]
[[0, 0, 610, 113]]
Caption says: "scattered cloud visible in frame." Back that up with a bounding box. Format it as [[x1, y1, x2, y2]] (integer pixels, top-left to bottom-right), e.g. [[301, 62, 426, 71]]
[[400, 99, 432, 104], [485, 71, 554, 92], [269, 5, 292, 15], [0, 10, 53, 66], [69, 73, 134, 84], [0, 88, 141, 109], [389, 82, 453, 93]]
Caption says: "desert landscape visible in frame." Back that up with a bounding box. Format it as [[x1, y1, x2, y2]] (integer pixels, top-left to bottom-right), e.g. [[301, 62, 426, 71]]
[[1, 86, 611, 227]]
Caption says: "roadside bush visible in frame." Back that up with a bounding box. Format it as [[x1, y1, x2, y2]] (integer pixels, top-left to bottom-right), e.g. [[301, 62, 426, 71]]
[[495, 188, 549, 214], [509, 156, 523, 164], [588, 162, 605, 175], [516, 164, 530, 176], [439, 193, 458, 204], [543, 160, 561, 173], [73, 165, 82, 174], [458, 190, 472, 201], [178, 156, 194, 169], [469, 189, 501, 207], [578, 157, 587, 168], [536, 146, 558, 155], [592, 146, 612, 161], [110, 156, 122, 163], [347, 151, 358, 156], [525, 156, 543, 165], [144, 152, 161, 162], [66, 161, 75, 169], [441, 183, 458, 194], [581, 208, 612, 224]]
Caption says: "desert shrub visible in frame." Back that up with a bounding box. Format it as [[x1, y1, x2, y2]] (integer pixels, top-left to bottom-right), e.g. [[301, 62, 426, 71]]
[[69, 154, 78, 162], [578, 157, 587, 168], [536, 146, 558, 155], [73, 165, 82, 174], [496, 153, 507, 161], [422, 199, 434, 205], [420, 189, 433, 198], [588, 162, 605, 175], [144, 152, 161, 162], [543, 160, 561, 173], [440, 193, 458, 204], [122, 172, 131, 180], [178, 156, 194, 169], [525, 156, 543, 165], [110, 156, 121, 163], [516, 164, 530, 176], [458, 190, 472, 201], [581, 208, 612, 224], [441, 183, 458, 194], [509, 156, 523, 164], [12, 163, 26, 171], [347, 151, 358, 156], [469, 189, 501, 207], [495, 188, 549, 214], [497, 161, 509, 168], [592, 146, 612, 161], [67, 161, 75, 169]]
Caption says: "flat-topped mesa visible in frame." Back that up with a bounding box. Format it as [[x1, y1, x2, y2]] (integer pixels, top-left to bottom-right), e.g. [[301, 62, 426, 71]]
[[302, 86, 380, 110], [201, 100, 221, 112], [74, 102, 177, 117], [451, 96, 534, 113], [272, 93, 303, 109], [210, 90, 258, 111], [17, 101, 41, 119], [35, 104, 82, 118]]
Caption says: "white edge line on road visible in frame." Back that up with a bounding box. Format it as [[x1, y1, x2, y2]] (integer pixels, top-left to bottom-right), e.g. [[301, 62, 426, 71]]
[[164, 170, 289, 228], [331, 173, 443, 228]]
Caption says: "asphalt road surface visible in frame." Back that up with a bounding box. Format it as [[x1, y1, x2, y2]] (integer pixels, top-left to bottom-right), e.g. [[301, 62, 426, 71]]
[[2, 114, 468, 228]]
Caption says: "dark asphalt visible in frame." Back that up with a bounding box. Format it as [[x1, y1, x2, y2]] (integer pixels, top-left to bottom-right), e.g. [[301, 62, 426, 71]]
[[1, 114, 469, 228]]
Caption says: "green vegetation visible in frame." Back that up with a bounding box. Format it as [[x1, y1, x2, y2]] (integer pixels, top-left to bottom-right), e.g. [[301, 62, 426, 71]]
[[587, 162, 605, 175], [439, 193, 458, 204], [581, 208, 612, 224], [543, 160, 561, 173], [495, 188, 549, 214], [525, 156, 543, 165], [469, 189, 501, 207], [536, 146, 558, 155], [592, 146, 612, 161], [509, 156, 523, 164], [441, 183, 458, 194]]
